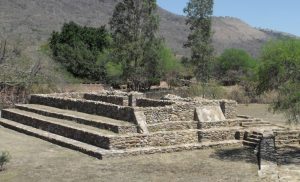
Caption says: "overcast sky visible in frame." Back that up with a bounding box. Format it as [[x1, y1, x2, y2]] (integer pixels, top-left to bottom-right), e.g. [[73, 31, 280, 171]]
[[157, 0, 300, 36]]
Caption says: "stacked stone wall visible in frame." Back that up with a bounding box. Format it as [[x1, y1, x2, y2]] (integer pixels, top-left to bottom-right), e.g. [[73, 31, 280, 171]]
[[257, 132, 277, 175], [136, 98, 174, 107], [84, 93, 125, 106], [43, 92, 85, 99], [219, 100, 237, 119], [198, 129, 239, 142], [147, 121, 198, 132], [30, 95, 136, 123], [274, 130, 300, 146], [110, 130, 198, 149], [142, 101, 219, 124], [198, 119, 252, 129]]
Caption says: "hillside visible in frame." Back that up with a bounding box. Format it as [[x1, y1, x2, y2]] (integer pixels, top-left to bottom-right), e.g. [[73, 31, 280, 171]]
[[0, 0, 293, 58]]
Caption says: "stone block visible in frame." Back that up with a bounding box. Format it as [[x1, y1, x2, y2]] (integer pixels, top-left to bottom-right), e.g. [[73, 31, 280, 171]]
[[195, 106, 225, 122]]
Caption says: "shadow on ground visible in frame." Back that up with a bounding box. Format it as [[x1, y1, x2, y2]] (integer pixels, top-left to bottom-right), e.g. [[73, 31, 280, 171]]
[[277, 145, 300, 165], [210, 147, 258, 164]]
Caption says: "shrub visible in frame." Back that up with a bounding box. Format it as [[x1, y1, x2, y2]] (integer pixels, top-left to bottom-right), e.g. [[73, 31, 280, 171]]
[[188, 81, 225, 99], [0, 151, 10, 171], [226, 85, 250, 104]]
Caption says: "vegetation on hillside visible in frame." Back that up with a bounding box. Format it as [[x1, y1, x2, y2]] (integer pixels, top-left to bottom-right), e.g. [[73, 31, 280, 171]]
[[0, 39, 45, 88]]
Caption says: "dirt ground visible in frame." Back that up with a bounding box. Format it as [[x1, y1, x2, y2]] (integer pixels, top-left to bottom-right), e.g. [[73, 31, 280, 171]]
[[0, 127, 260, 182], [238, 104, 299, 129]]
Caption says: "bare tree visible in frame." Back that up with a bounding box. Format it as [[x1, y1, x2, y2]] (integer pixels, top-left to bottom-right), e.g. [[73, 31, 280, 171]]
[[0, 40, 7, 64]]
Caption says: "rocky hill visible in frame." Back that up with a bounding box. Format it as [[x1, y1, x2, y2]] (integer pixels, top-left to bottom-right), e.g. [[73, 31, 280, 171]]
[[0, 0, 293, 57]]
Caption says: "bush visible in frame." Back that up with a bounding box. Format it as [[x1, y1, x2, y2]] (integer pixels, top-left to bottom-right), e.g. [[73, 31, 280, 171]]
[[0, 151, 10, 171], [188, 81, 225, 99], [225, 85, 250, 104]]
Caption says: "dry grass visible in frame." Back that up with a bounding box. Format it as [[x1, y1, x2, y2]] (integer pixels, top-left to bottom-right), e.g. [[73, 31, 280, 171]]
[[238, 104, 299, 129], [0, 127, 260, 182]]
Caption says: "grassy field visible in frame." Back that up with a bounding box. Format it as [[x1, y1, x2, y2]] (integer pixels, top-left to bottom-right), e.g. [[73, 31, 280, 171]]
[[0, 104, 291, 182]]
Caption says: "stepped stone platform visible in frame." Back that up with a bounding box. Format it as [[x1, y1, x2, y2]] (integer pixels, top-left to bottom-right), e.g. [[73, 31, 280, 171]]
[[0, 91, 289, 159]]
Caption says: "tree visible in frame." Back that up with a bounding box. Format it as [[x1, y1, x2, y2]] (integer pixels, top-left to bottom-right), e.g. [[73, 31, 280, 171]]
[[109, 0, 161, 91], [49, 22, 111, 81], [215, 48, 257, 85], [184, 0, 214, 97], [257, 39, 300, 124], [158, 44, 184, 87]]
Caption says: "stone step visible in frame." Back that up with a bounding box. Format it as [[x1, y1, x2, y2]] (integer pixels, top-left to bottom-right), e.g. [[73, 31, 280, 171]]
[[248, 133, 263, 139], [1, 109, 202, 150], [275, 130, 300, 134], [241, 121, 272, 127], [243, 140, 257, 148], [147, 121, 197, 132], [111, 140, 243, 158], [0, 118, 108, 159], [1, 109, 116, 149], [15, 104, 137, 134], [0, 118, 243, 159], [245, 137, 261, 143], [275, 139, 300, 145], [276, 135, 300, 140], [237, 115, 252, 119], [275, 131, 300, 137], [29, 95, 135, 123], [252, 131, 263, 136], [198, 119, 252, 129]]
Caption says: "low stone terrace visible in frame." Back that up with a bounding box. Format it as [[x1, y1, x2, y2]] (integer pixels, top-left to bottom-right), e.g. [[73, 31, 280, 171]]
[[0, 90, 293, 159]]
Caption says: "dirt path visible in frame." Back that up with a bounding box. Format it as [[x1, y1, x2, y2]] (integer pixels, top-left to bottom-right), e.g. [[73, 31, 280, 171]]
[[0, 127, 260, 182]]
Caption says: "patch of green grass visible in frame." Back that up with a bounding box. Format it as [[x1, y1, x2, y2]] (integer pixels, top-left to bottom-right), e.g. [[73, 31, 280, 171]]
[[0, 151, 11, 171], [39, 43, 51, 56]]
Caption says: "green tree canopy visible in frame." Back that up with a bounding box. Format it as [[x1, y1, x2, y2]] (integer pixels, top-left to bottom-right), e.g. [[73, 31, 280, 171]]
[[184, 0, 214, 84], [109, 0, 161, 90], [257, 39, 300, 123], [215, 48, 257, 85], [49, 22, 111, 81]]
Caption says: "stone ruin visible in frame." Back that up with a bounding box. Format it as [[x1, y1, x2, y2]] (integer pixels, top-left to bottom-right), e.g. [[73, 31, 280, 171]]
[[0, 90, 299, 162]]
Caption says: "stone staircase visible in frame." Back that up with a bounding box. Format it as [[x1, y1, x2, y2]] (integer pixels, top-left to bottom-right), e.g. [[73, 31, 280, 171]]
[[243, 131, 263, 148], [15, 104, 137, 134], [0, 92, 281, 159]]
